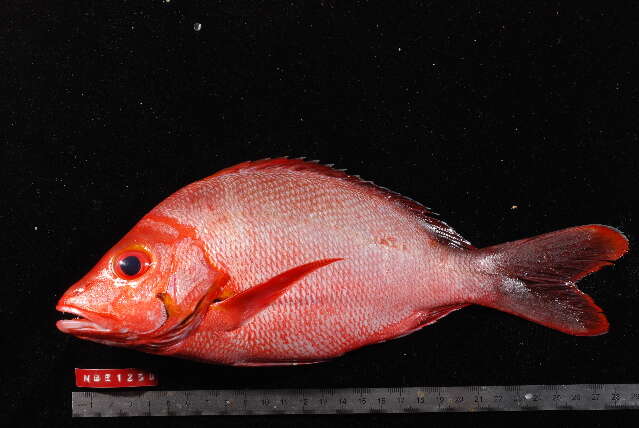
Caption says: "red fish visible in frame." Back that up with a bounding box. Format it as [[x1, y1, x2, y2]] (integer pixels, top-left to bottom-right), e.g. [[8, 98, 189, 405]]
[[56, 159, 629, 365]]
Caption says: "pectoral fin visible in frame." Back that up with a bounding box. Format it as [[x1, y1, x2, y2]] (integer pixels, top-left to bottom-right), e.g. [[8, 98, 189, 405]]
[[215, 258, 341, 331]]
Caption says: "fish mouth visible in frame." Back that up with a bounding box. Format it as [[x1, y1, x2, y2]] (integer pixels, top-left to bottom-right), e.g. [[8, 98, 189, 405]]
[[55, 281, 222, 352], [56, 305, 113, 335]]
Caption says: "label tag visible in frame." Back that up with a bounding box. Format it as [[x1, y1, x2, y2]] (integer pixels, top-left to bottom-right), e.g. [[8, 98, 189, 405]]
[[75, 368, 158, 388]]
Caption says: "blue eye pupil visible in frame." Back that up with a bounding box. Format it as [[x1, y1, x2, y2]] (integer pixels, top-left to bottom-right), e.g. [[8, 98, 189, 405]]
[[119, 256, 141, 276]]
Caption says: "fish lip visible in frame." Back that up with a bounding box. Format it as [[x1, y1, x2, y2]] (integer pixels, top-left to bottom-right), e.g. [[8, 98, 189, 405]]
[[56, 305, 112, 335]]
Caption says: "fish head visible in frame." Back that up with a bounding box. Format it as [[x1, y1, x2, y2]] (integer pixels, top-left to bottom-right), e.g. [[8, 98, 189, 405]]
[[56, 214, 228, 352]]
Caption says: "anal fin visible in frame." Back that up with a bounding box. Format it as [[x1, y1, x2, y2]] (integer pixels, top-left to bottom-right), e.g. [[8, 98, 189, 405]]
[[399, 304, 468, 338], [373, 304, 468, 343], [230, 360, 328, 367]]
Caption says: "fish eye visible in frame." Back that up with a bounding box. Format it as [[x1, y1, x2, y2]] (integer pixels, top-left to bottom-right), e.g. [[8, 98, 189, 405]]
[[114, 250, 152, 279]]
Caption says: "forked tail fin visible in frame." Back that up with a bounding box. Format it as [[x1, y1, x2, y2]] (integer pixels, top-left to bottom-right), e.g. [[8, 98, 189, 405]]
[[476, 225, 628, 336]]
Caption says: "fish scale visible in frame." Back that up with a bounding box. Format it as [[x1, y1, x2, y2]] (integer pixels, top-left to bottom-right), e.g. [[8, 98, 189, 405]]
[[172, 163, 451, 364], [57, 158, 628, 366]]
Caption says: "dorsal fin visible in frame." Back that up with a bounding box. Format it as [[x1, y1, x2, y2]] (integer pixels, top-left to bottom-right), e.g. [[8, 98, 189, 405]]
[[213, 158, 473, 249]]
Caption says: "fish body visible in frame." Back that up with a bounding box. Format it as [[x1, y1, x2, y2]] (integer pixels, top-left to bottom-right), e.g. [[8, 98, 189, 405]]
[[57, 159, 628, 365]]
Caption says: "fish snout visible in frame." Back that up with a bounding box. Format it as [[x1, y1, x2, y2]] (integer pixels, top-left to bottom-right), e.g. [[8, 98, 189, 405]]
[[56, 285, 117, 336]]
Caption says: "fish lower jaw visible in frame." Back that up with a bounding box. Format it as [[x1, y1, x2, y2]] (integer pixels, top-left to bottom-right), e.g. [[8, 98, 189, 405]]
[[56, 305, 112, 334], [56, 318, 112, 334]]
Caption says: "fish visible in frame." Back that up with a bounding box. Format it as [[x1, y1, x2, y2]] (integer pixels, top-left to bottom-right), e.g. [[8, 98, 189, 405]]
[[56, 158, 629, 366]]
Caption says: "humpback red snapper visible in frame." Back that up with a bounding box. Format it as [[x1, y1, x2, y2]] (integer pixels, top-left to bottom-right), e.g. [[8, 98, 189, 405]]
[[56, 159, 628, 365]]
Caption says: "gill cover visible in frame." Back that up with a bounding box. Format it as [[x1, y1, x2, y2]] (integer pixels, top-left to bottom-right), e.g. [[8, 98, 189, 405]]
[[134, 271, 230, 353]]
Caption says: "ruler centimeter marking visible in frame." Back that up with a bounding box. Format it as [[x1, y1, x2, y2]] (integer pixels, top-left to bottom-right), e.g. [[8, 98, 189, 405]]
[[72, 384, 639, 417]]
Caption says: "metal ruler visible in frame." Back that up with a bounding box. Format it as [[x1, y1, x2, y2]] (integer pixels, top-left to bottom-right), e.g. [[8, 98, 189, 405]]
[[72, 384, 639, 416]]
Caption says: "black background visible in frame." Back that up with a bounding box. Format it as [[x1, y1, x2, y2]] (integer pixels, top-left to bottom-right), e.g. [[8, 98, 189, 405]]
[[3, 0, 639, 426]]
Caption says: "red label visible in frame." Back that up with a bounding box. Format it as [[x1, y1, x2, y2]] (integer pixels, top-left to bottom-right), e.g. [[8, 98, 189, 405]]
[[75, 368, 158, 388]]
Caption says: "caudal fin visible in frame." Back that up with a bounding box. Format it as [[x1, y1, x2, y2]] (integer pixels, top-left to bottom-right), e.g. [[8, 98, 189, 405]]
[[477, 225, 628, 336]]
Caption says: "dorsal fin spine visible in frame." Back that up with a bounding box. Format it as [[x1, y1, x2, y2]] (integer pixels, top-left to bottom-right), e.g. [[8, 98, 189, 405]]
[[210, 158, 473, 250]]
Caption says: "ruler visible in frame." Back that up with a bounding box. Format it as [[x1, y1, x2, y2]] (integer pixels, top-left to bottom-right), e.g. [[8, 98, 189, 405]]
[[72, 384, 639, 416]]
